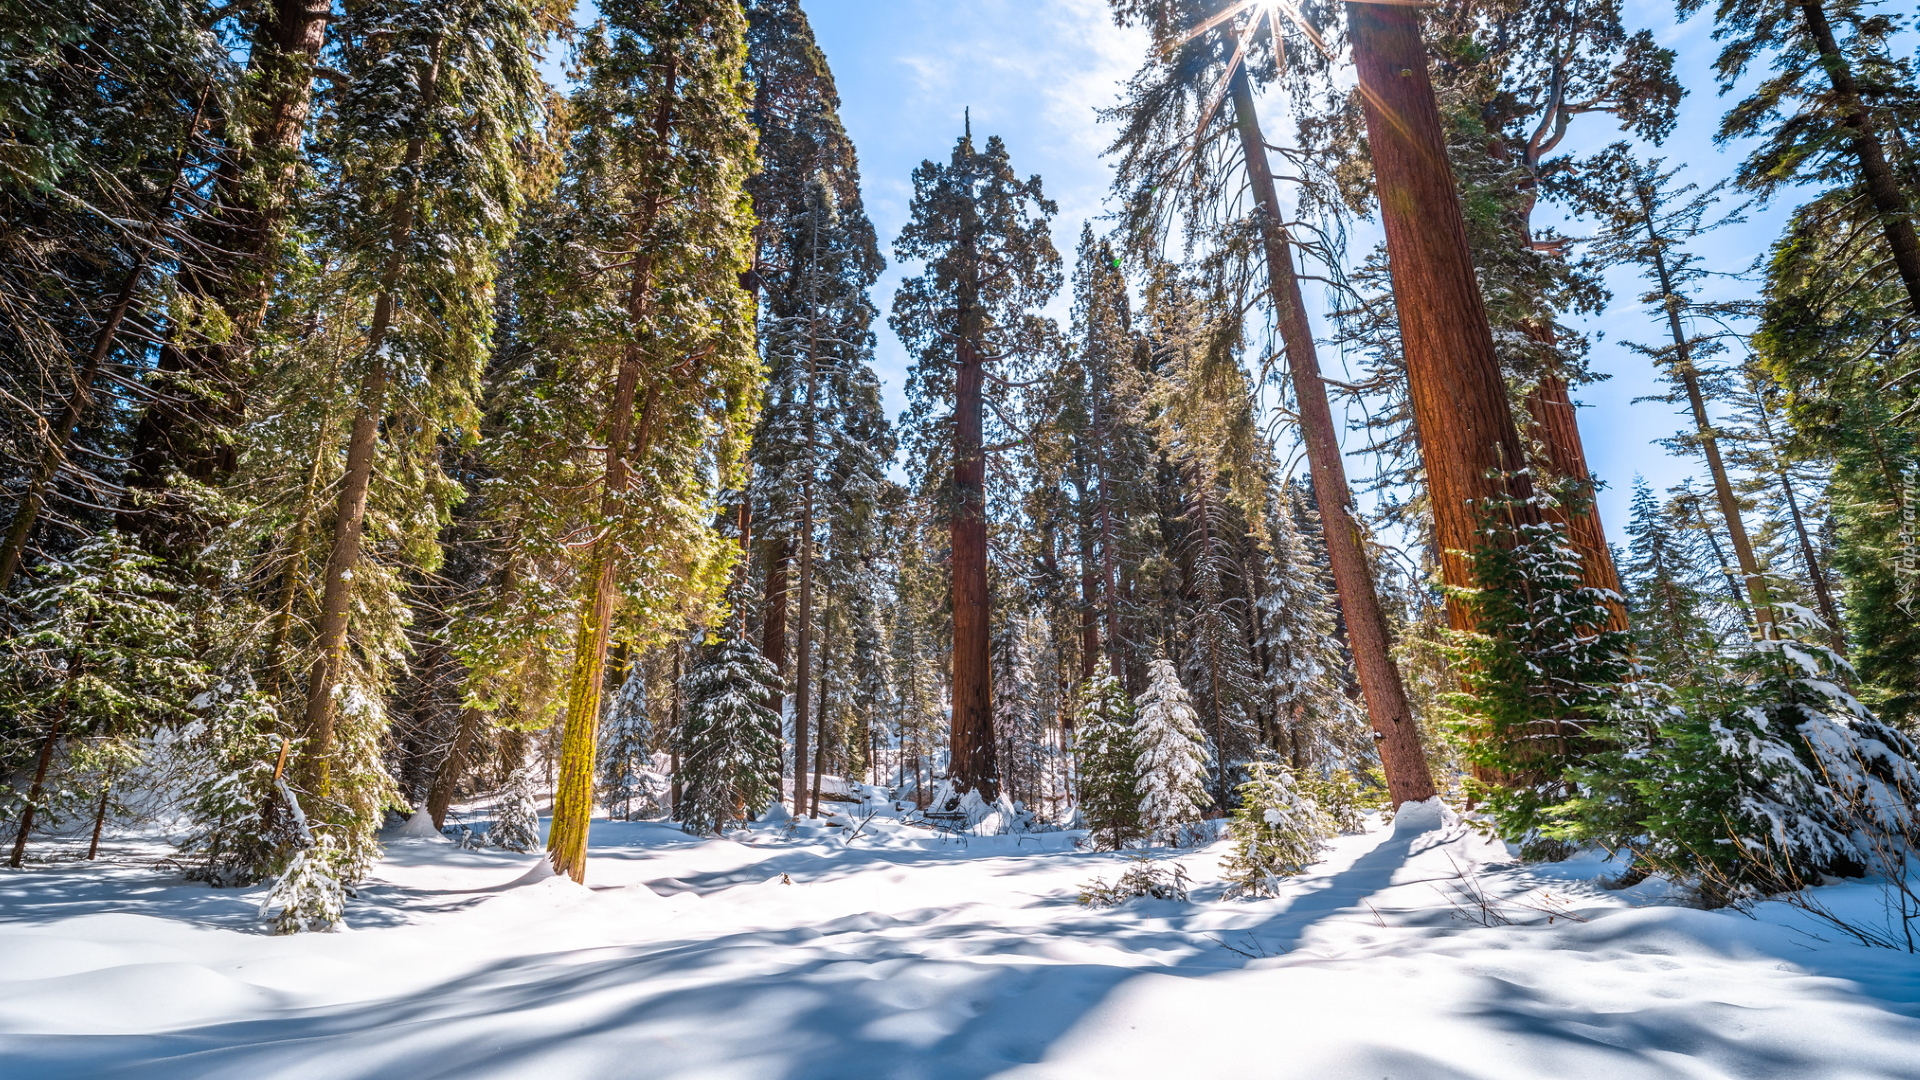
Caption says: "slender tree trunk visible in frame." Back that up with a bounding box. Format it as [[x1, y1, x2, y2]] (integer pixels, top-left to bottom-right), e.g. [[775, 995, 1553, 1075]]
[[87, 773, 113, 860], [8, 711, 66, 869], [1796, 0, 1920, 317], [762, 537, 790, 710], [792, 494, 816, 818], [1778, 468, 1846, 651], [1642, 207, 1773, 635], [1687, 497, 1749, 606], [298, 41, 445, 790], [427, 707, 485, 829], [1345, 1, 1540, 631], [1228, 68, 1436, 805], [670, 646, 684, 814], [811, 594, 830, 818], [950, 313, 998, 799]]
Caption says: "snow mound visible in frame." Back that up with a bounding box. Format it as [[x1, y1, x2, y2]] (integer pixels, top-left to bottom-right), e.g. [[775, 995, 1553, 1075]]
[[1389, 797, 1454, 835], [388, 811, 448, 842]]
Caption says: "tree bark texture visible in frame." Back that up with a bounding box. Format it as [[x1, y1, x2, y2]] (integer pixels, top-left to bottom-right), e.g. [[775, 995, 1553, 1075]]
[[1229, 68, 1437, 806], [1524, 371, 1628, 630], [1345, 0, 1540, 632], [950, 321, 998, 799], [127, 0, 332, 496], [8, 712, 65, 868]]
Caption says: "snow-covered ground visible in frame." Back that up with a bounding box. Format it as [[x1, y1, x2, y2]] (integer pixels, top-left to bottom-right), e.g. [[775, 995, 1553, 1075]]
[[4, 803, 1920, 1079]]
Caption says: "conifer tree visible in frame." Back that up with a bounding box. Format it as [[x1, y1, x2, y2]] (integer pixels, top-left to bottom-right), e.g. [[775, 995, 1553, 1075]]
[[1222, 761, 1332, 897], [1578, 152, 1776, 635], [600, 666, 654, 820], [744, 0, 889, 810], [2, 533, 204, 866], [0, 0, 227, 596], [1254, 485, 1367, 771], [676, 623, 784, 835], [1074, 655, 1140, 850], [893, 124, 1061, 799], [284, 0, 552, 801], [993, 608, 1047, 808], [1132, 656, 1212, 843], [1448, 491, 1635, 851], [1029, 229, 1157, 686], [1556, 610, 1920, 895], [1104, 0, 1435, 807], [1685, 0, 1920, 318], [496, 0, 759, 882], [1622, 478, 1720, 681], [124, 0, 340, 531]]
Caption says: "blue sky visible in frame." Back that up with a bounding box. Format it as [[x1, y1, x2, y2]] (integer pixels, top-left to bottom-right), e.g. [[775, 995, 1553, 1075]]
[[800, 0, 1781, 547]]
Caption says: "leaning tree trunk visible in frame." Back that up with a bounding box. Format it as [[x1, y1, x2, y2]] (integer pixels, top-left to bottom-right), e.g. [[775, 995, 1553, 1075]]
[[7, 710, 67, 869], [1345, 0, 1540, 632], [1640, 195, 1773, 636], [949, 295, 998, 800], [1228, 68, 1437, 806], [298, 41, 445, 792], [1796, 0, 1920, 317], [427, 706, 486, 830]]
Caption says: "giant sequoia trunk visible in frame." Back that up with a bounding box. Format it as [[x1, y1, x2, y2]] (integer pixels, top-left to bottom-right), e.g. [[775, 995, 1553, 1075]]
[[1524, 369, 1628, 631], [1345, 0, 1539, 630], [950, 303, 998, 799], [1228, 69, 1436, 806]]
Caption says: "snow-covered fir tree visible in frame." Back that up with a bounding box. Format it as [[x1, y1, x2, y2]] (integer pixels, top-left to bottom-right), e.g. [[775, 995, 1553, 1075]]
[[675, 624, 784, 835], [1074, 655, 1140, 850], [1555, 608, 1920, 898], [1622, 477, 1721, 681], [1254, 485, 1367, 771], [1447, 485, 1636, 853], [489, 762, 542, 854], [993, 608, 1047, 810], [1132, 656, 1212, 844], [599, 665, 654, 820]]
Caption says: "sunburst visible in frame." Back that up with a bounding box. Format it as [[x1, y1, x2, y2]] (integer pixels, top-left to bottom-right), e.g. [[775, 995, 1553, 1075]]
[[1180, 0, 1330, 166]]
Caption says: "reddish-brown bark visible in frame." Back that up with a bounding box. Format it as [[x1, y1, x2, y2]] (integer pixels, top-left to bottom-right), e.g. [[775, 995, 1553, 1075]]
[[1228, 68, 1437, 806], [1346, 1, 1539, 631]]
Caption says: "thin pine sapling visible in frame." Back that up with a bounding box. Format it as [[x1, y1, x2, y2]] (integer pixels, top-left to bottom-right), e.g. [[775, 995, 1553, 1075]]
[[1222, 761, 1333, 898]]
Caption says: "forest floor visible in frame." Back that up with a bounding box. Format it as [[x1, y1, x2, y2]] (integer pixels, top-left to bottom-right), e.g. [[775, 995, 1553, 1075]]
[[3, 800, 1920, 1079]]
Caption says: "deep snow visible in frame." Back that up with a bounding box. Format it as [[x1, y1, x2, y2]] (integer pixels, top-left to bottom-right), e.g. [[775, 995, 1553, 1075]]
[[3, 803, 1919, 1079]]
